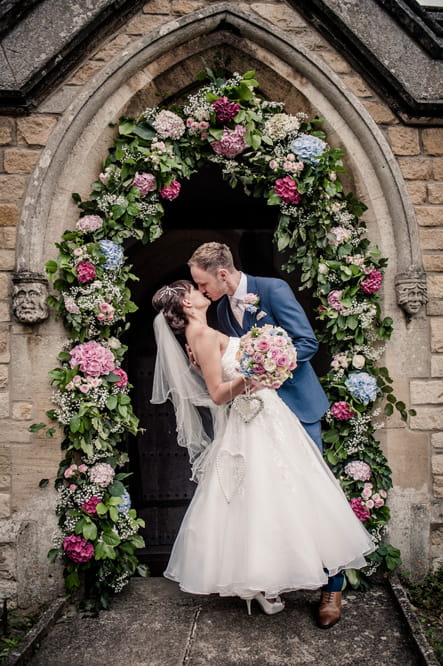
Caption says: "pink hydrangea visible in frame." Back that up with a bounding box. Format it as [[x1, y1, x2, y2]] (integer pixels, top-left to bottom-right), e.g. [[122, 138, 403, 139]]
[[329, 226, 352, 245], [81, 495, 102, 516], [212, 96, 241, 123], [327, 289, 344, 312], [63, 534, 94, 563], [360, 269, 383, 294], [211, 125, 246, 158], [274, 176, 301, 204], [344, 460, 372, 481], [350, 497, 371, 522], [70, 340, 115, 377], [160, 181, 181, 201], [64, 295, 80, 315], [153, 110, 185, 139], [132, 172, 156, 196], [76, 215, 103, 233], [88, 462, 115, 487], [330, 401, 355, 420], [76, 261, 96, 283], [113, 367, 128, 388]]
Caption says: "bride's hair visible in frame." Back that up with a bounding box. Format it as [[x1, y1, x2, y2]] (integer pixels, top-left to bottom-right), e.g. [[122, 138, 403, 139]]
[[152, 280, 193, 335]]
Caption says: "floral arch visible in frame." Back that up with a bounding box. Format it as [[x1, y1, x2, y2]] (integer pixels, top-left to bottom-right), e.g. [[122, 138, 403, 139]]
[[38, 69, 405, 609]]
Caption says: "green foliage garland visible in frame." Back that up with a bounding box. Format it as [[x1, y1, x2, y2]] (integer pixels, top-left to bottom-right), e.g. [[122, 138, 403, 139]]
[[40, 68, 405, 608]]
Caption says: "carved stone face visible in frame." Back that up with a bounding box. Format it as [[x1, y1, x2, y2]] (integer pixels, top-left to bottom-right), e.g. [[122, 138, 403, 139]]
[[395, 279, 427, 316], [12, 281, 48, 324]]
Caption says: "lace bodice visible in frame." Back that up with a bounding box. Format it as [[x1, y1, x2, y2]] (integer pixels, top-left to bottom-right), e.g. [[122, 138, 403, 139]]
[[222, 337, 241, 381]]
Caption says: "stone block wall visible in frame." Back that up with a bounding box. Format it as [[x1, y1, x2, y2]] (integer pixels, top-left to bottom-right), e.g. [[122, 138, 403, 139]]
[[0, 0, 441, 604]]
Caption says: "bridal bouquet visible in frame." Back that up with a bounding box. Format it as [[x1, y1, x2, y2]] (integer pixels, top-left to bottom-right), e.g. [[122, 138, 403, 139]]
[[236, 325, 297, 389]]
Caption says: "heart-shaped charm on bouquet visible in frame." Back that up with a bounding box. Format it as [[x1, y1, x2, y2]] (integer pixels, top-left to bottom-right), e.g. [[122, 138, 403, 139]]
[[232, 394, 264, 423], [216, 450, 246, 504]]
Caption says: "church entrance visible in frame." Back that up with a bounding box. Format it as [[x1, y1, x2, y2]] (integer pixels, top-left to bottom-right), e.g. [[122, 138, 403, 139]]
[[124, 166, 326, 575]]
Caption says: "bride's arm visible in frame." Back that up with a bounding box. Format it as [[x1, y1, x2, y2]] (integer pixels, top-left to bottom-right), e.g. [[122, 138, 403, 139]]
[[192, 330, 245, 405]]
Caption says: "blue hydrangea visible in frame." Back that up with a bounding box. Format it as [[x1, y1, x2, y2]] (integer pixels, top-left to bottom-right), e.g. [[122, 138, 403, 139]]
[[289, 134, 327, 164], [345, 372, 379, 405], [98, 240, 124, 270], [117, 489, 132, 514]]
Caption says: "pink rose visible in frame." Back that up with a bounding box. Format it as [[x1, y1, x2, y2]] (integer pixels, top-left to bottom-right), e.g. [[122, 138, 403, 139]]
[[274, 176, 301, 204], [76, 261, 96, 283], [330, 401, 355, 420], [79, 384, 89, 394], [64, 464, 77, 479], [360, 269, 383, 294], [211, 125, 246, 158], [252, 364, 265, 374], [276, 353, 290, 367], [160, 181, 181, 201], [253, 352, 264, 363], [212, 96, 241, 123], [256, 339, 271, 352], [78, 464, 88, 473], [69, 484, 77, 491], [132, 172, 156, 197], [70, 340, 115, 377], [63, 535, 94, 563], [113, 367, 128, 388], [274, 336, 286, 347]]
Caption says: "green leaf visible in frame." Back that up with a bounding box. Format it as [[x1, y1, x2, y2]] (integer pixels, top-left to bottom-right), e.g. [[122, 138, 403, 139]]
[[70, 415, 82, 433], [29, 422, 46, 432], [106, 396, 118, 410], [109, 506, 119, 522], [39, 478, 49, 488], [82, 522, 97, 541], [66, 570, 81, 590], [96, 502, 108, 516]]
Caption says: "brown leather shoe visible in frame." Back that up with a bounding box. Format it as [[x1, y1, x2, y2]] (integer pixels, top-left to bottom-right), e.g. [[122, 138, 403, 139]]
[[317, 590, 342, 629]]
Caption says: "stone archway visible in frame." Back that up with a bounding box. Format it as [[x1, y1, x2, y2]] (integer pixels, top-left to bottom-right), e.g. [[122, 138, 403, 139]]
[[13, 2, 430, 589]]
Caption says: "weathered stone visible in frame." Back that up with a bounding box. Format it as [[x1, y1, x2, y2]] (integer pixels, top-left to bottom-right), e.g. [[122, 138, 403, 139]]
[[431, 527, 443, 554], [410, 406, 443, 430], [0, 175, 26, 202], [423, 255, 443, 272], [0, 493, 10, 518], [143, 0, 171, 13], [398, 157, 432, 180], [68, 61, 104, 86], [0, 365, 8, 389], [415, 206, 443, 227], [320, 50, 351, 73], [250, 2, 308, 30], [0, 301, 11, 322], [94, 34, 131, 61], [38, 85, 79, 114], [431, 355, 443, 377], [406, 181, 426, 205], [428, 182, 443, 204], [410, 379, 443, 404], [427, 274, 443, 299], [1, 227, 16, 249], [0, 420, 31, 443], [0, 475, 10, 492], [125, 13, 166, 35], [364, 101, 398, 124], [343, 74, 373, 98], [433, 157, 443, 180], [4, 148, 40, 174], [0, 204, 19, 227], [432, 432, 443, 449], [431, 318, 443, 353], [12, 401, 33, 421], [0, 274, 10, 300], [422, 128, 443, 156], [0, 119, 14, 145], [0, 325, 9, 363], [0, 543, 16, 577], [0, 250, 16, 270], [17, 116, 57, 146], [420, 228, 443, 250], [432, 454, 443, 475], [170, 0, 205, 15], [388, 127, 420, 155], [0, 394, 9, 418], [428, 299, 443, 316]]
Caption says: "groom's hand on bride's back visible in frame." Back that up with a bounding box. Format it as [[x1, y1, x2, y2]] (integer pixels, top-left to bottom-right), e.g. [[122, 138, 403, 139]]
[[186, 344, 202, 372]]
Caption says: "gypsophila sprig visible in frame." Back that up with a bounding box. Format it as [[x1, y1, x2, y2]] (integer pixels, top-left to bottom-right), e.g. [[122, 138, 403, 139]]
[[37, 67, 407, 606]]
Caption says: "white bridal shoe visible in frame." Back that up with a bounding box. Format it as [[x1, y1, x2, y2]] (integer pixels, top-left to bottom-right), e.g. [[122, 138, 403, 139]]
[[245, 593, 285, 616]]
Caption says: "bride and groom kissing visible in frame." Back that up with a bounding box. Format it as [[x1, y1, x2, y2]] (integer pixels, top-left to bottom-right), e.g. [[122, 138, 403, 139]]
[[151, 241, 374, 628]]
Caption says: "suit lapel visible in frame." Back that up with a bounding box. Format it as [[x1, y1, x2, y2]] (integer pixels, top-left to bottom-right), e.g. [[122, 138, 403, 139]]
[[219, 296, 244, 336]]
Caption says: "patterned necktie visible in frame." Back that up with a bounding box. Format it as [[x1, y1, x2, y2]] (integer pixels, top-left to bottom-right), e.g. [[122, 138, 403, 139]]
[[231, 297, 244, 325]]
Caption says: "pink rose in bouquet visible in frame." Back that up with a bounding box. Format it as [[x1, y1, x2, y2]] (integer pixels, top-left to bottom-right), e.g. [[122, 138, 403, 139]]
[[236, 324, 297, 389], [76, 261, 96, 283], [69, 340, 115, 377]]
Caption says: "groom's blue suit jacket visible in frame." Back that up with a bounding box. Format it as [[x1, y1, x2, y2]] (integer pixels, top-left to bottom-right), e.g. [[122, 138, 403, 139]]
[[216, 274, 329, 425]]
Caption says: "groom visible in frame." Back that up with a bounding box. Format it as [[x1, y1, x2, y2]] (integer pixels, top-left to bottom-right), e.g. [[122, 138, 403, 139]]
[[188, 241, 344, 629]]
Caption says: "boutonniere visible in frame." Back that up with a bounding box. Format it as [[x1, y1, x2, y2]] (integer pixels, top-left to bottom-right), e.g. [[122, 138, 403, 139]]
[[244, 293, 267, 320]]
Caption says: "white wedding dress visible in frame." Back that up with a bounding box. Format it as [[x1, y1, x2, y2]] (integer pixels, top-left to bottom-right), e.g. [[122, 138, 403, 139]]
[[164, 337, 375, 599]]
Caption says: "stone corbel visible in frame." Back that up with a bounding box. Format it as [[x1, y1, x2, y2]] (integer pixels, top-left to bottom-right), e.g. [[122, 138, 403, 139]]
[[394, 265, 428, 319], [12, 270, 49, 324]]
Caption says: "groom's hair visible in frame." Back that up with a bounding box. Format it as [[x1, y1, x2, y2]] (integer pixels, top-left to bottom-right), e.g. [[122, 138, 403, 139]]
[[188, 242, 235, 274]]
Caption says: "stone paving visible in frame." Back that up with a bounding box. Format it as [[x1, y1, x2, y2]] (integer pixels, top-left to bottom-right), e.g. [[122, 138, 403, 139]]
[[29, 578, 432, 666]]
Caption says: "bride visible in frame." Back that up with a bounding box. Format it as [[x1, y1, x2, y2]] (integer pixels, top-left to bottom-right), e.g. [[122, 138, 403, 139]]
[[151, 280, 375, 617]]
